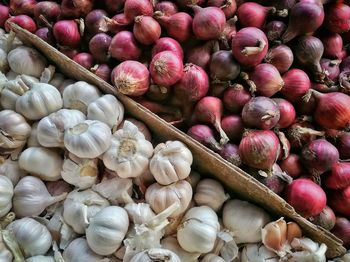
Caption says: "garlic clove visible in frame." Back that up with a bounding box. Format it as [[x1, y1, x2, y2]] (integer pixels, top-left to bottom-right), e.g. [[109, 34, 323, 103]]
[[0, 157, 27, 186], [27, 122, 41, 147], [286, 221, 303, 243], [0, 175, 13, 218], [262, 217, 288, 256]]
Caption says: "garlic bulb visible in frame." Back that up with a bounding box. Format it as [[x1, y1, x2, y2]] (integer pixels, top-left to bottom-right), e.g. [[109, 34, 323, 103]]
[[124, 203, 155, 225], [37, 109, 86, 148], [194, 179, 230, 212], [241, 244, 279, 262], [145, 180, 192, 218], [0, 31, 22, 53], [222, 199, 271, 244], [86, 206, 129, 255], [26, 256, 55, 262], [102, 121, 153, 178], [0, 175, 13, 218], [58, 79, 74, 95], [64, 120, 112, 158], [13, 176, 67, 218], [201, 254, 225, 262], [129, 248, 181, 262], [87, 94, 124, 129], [6, 70, 18, 80], [288, 238, 327, 262], [7, 46, 47, 78], [16, 82, 63, 120], [177, 206, 220, 253], [0, 157, 26, 185], [63, 189, 110, 234], [0, 110, 31, 155], [0, 48, 8, 72], [161, 236, 201, 262], [49, 73, 65, 88], [19, 147, 63, 181], [27, 122, 41, 147], [62, 81, 101, 114], [7, 217, 52, 258], [150, 141, 193, 185]]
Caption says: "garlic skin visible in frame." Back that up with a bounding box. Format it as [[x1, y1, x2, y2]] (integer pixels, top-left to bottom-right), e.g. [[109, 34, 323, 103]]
[[161, 236, 201, 262], [124, 203, 155, 225], [19, 147, 63, 181], [64, 120, 112, 159], [186, 171, 201, 190], [7, 46, 47, 78], [5, 70, 18, 80], [27, 122, 41, 147], [102, 121, 153, 178], [49, 73, 65, 88], [87, 94, 124, 129], [0, 175, 13, 218], [62, 81, 101, 114], [145, 180, 193, 218], [150, 141, 193, 185], [0, 157, 26, 185], [0, 32, 22, 54], [25, 256, 55, 262], [288, 238, 327, 262], [222, 199, 271, 244], [0, 231, 13, 261], [201, 254, 225, 262], [86, 206, 129, 255], [0, 48, 8, 73], [7, 217, 52, 258], [37, 109, 86, 148], [58, 79, 75, 95], [129, 248, 181, 262], [119, 118, 152, 141], [194, 179, 230, 212], [241, 244, 279, 262]]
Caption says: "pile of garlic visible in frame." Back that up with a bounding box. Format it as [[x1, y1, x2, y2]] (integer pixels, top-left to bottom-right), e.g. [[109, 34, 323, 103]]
[[0, 33, 329, 262]]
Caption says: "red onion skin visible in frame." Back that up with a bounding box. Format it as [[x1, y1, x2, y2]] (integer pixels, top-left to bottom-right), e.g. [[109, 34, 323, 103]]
[[89, 33, 112, 63], [329, 186, 350, 219], [321, 33, 346, 60], [109, 31, 141, 62], [133, 16, 161, 45], [313, 206, 336, 231], [242, 97, 280, 130], [264, 20, 287, 43], [34, 1, 61, 24], [220, 17, 237, 49], [285, 178, 326, 218], [237, 2, 274, 29], [320, 59, 341, 82], [239, 130, 280, 170], [35, 27, 54, 45], [335, 132, 350, 160], [5, 15, 37, 33], [325, 162, 350, 190], [280, 153, 303, 178], [150, 51, 184, 87], [136, 98, 182, 119], [221, 115, 244, 143], [281, 69, 311, 102], [91, 64, 111, 82], [281, 2, 324, 43], [341, 56, 350, 72], [59, 48, 79, 59], [102, 14, 130, 34], [9, 0, 36, 16], [209, 82, 229, 98], [219, 143, 242, 166], [223, 84, 251, 113], [264, 45, 293, 74], [72, 53, 94, 70], [60, 0, 94, 18], [231, 27, 268, 67], [187, 124, 222, 151], [53, 20, 81, 49], [104, 0, 126, 14], [85, 9, 108, 35], [331, 217, 350, 248], [111, 61, 150, 96], [146, 84, 171, 102], [124, 0, 153, 22], [207, 0, 237, 18], [210, 51, 240, 81], [176, 0, 206, 8], [287, 121, 323, 150], [155, 1, 178, 16], [186, 41, 219, 70], [0, 5, 9, 28], [273, 98, 296, 129], [325, 3, 350, 33], [152, 37, 183, 60]]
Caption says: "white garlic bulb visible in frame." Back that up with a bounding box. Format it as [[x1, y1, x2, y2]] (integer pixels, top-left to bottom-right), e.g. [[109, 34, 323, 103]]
[[63, 189, 110, 234], [64, 120, 112, 159], [161, 236, 201, 262], [7, 217, 52, 258], [13, 176, 67, 218], [86, 206, 129, 255], [37, 109, 86, 148], [87, 94, 124, 129], [62, 81, 101, 114], [129, 248, 181, 262], [0, 157, 26, 185], [63, 238, 109, 262], [19, 147, 63, 181], [194, 179, 230, 212], [145, 180, 192, 218], [0, 175, 13, 218], [25, 256, 55, 262], [27, 122, 41, 147], [102, 121, 153, 178], [7, 46, 47, 78], [150, 141, 193, 185], [241, 244, 279, 262], [124, 203, 155, 225], [16, 82, 63, 120]]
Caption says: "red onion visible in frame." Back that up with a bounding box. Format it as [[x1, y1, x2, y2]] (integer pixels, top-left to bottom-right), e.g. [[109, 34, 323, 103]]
[[59, 48, 79, 59], [187, 124, 222, 151], [0, 5, 9, 28], [146, 83, 171, 102], [210, 51, 240, 82], [320, 59, 341, 82], [154, 12, 193, 42], [329, 186, 350, 218], [34, 1, 61, 24], [221, 115, 244, 143], [53, 20, 81, 49], [280, 153, 303, 178], [239, 130, 280, 171], [281, 69, 310, 102], [264, 45, 293, 74], [321, 33, 346, 60], [150, 51, 184, 87], [335, 132, 350, 160], [61, 0, 93, 18], [281, 1, 324, 43], [231, 27, 268, 67], [5, 15, 37, 33], [325, 3, 350, 33], [274, 0, 296, 9], [186, 40, 219, 70], [287, 120, 324, 150], [111, 61, 150, 96], [85, 9, 108, 35], [90, 64, 111, 82], [294, 95, 317, 116], [72, 53, 94, 70], [219, 143, 241, 166], [152, 37, 184, 60], [137, 99, 182, 120], [325, 162, 350, 190], [249, 63, 284, 97], [9, 0, 36, 16], [124, 0, 153, 22], [313, 206, 336, 231], [209, 82, 230, 98], [155, 1, 178, 16], [133, 16, 161, 45], [312, 82, 339, 93], [220, 17, 237, 48], [264, 20, 286, 43], [101, 14, 130, 34], [176, 0, 206, 8], [285, 178, 326, 218], [207, 0, 237, 18], [109, 31, 141, 62], [273, 98, 296, 129], [331, 217, 350, 248], [89, 33, 111, 63], [301, 139, 339, 176], [35, 27, 54, 45], [237, 2, 275, 29], [104, 0, 126, 14], [223, 84, 251, 113]]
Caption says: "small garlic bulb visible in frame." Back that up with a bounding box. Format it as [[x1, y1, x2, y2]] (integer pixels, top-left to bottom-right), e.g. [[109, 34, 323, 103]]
[[37, 109, 86, 148], [145, 180, 192, 218], [241, 244, 279, 262], [19, 147, 63, 181], [7, 217, 52, 258], [25, 256, 55, 262], [129, 248, 181, 262], [194, 179, 230, 212], [62, 81, 101, 114], [102, 121, 153, 178], [27, 122, 41, 147], [87, 94, 124, 129], [0, 157, 26, 185], [0, 175, 13, 218], [61, 153, 98, 189], [177, 206, 220, 253], [161, 236, 201, 262], [64, 120, 112, 158], [124, 203, 155, 225], [63, 238, 109, 262], [201, 254, 225, 262], [150, 141, 193, 185], [86, 206, 129, 255]]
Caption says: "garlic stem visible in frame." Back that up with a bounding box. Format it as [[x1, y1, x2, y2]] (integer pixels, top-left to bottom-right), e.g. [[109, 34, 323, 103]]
[[47, 192, 68, 207], [1, 229, 24, 262], [147, 202, 180, 229], [0, 212, 15, 228]]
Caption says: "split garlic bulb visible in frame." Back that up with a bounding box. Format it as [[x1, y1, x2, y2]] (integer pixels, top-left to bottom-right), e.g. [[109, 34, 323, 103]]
[[7, 217, 52, 258], [177, 206, 220, 253], [7, 46, 47, 78], [62, 81, 101, 114], [87, 94, 124, 129], [25, 256, 55, 262], [124, 203, 155, 225], [201, 254, 225, 262], [86, 206, 129, 255], [19, 147, 63, 181], [129, 248, 181, 262], [37, 109, 86, 148], [145, 180, 192, 218], [102, 121, 153, 178], [63, 238, 108, 262], [150, 141, 193, 185], [241, 244, 278, 262], [64, 120, 112, 158], [27, 122, 40, 147], [161, 236, 201, 262], [0, 175, 13, 218], [0, 157, 26, 185]]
